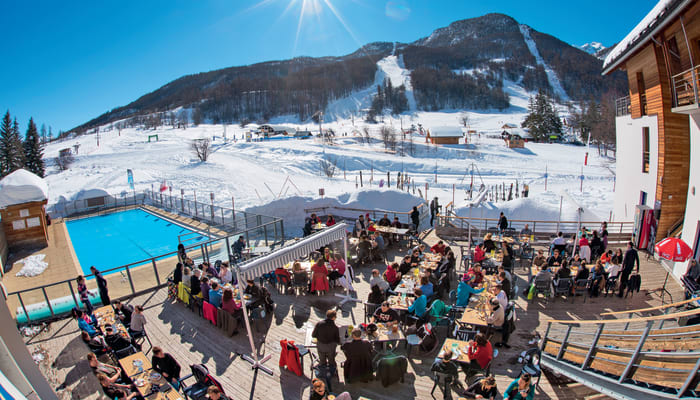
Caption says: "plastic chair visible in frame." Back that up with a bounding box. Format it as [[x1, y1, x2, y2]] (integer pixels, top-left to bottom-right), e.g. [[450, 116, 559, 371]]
[[605, 275, 619, 296], [430, 371, 453, 399], [131, 327, 153, 354], [520, 347, 543, 388], [363, 302, 380, 324], [275, 273, 291, 293], [292, 271, 309, 295], [572, 279, 589, 303], [552, 278, 572, 301], [453, 327, 477, 341], [532, 279, 552, 303]]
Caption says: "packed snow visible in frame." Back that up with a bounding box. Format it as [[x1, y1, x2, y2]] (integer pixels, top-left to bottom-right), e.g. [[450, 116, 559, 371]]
[[15, 254, 49, 277], [0, 169, 49, 208], [519, 24, 571, 102]]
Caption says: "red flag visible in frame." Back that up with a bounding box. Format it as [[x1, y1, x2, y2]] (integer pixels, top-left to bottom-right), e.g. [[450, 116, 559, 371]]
[[159, 180, 167, 192]]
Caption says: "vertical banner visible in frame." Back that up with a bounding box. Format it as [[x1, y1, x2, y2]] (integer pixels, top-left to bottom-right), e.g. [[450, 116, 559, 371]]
[[127, 169, 134, 190]]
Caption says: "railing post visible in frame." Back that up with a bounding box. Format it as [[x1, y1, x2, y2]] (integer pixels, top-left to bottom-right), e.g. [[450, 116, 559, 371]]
[[151, 259, 161, 285], [624, 312, 634, 331], [693, 68, 699, 106], [557, 325, 573, 360], [67, 281, 80, 309], [678, 355, 700, 398], [125, 266, 136, 294], [540, 322, 552, 351], [280, 220, 285, 243], [17, 294, 30, 323], [619, 320, 654, 383], [263, 224, 269, 246], [41, 287, 54, 317], [582, 323, 604, 369]]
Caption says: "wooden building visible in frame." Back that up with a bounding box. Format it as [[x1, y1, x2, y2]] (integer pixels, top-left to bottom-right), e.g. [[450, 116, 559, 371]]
[[506, 134, 525, 148], [603, 0, 700, 278], [426, 126, 464, 145], [0, 170, 50, 250]]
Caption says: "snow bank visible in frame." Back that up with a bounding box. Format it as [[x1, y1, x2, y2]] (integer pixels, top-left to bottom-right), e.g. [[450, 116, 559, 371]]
[[71, 188, 112, 201], [15, 254, 49, 277], [0, 169, 49, 208], [246, 189, 425, 234]]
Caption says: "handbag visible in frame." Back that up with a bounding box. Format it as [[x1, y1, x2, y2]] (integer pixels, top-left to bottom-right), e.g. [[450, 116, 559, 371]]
[[527, 283, 536, 300]]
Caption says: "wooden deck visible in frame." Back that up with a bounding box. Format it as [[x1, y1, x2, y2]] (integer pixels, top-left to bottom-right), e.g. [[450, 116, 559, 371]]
[[25, 230, 685, 400]]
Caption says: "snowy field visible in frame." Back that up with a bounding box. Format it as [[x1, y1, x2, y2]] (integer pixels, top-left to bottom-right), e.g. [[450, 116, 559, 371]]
[[42, 52, 618, 232]]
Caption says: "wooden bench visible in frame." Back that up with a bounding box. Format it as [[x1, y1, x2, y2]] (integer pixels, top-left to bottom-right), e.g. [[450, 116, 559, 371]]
[[601, 297, 700, 317]]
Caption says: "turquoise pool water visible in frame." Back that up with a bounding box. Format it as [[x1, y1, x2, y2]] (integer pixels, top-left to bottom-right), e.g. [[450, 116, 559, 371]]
[[66, 208, 209, 274]]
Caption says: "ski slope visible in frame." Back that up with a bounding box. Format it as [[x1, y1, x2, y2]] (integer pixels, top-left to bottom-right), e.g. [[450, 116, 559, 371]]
[[519, 24, 571, 102]]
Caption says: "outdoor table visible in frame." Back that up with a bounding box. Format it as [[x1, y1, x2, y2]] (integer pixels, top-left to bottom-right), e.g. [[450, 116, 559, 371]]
[[120, 351, 152, 377], [244, 246, 272, 258], [311, 223, 327, 233], [94, 305, 131, 340], [393, 278, 416, 295], [387, 295, 411, 311], [339, 323, 405, 345], [131, 368, 181, 399], [459, 308, 489, 328], [439, 338, 472, 364], [285, 261, 314, 273], [94, 305, 114, 318]]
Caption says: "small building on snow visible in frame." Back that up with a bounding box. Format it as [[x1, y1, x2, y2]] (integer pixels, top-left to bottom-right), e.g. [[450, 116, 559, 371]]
[[259, 125, 297, 136], [0, 169, 50, 249], [426, 126, 464, 145]]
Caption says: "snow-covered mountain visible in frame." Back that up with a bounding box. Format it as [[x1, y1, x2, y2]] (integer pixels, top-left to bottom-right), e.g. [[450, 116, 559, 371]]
[[71, 14, 627, 134], [580, 42, 606, 56]]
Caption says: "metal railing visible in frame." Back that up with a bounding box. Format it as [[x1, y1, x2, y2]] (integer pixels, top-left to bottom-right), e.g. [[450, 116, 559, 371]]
[[304, 201, 430, 230], [672, 65, 700, 108], [47, 192, 147, 219], [7, 197, 286, 324], [540, 308, 700, 399], [616, 95, 631, 117], [437, 211, 634, 244]]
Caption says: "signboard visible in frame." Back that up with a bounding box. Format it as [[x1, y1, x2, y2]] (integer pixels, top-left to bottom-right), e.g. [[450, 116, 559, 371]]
[[19, 209, 29, 218], [318, 188, 325, 196], [26, 217, 41, 228], [127, 169, 134, 190], [12, 220, 25, 230]]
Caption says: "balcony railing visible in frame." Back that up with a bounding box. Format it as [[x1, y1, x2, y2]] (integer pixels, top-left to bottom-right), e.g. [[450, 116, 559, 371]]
[[672, 65, 700, 109], [616, 95, 631, 117]]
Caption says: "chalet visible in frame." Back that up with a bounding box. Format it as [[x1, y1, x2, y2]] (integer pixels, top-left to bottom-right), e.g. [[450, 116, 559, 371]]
[[426, 126, 464, 145], [603, 0, 700, 278], [0, 169, 50, 250], [258, 125, 297, 136]]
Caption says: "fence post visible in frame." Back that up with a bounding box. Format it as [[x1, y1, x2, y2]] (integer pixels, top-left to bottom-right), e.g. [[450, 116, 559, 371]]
[[263, 224, 269, 246], [582, 324, 604, 369], [619, 320, 654, 383], [41, 287, 54, 317], [194, 191, 198, 218], [67, 281, 80, 309], [17, 294, 30, 323], [280, 220, 285, 243], [181, 189, 185, 212], [125, 266, 136, 294], [151, 259, 161, 285]]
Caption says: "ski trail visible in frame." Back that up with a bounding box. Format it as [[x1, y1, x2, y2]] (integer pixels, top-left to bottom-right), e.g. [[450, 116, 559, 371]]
[[518, 24, 570, 102], [377, 55, 418, 111]]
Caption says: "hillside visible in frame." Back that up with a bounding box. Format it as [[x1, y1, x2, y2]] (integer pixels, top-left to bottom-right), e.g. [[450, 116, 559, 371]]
[[71, 13, 627, 134]]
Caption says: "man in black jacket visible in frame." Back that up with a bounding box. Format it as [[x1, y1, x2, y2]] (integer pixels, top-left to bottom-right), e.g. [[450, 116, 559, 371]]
[[312, 310, 340, 368], [151, 346, 181, 386], [618, 241, 640, 298], [113, 300, 132, 327], [90, 266, 110, 306]]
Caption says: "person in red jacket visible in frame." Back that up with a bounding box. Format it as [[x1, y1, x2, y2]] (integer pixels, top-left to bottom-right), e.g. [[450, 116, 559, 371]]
[[473, 244, 486, 264], [431, 240, 446, 255], [463, 333, 493, 376], [325, 215, 336, 226]]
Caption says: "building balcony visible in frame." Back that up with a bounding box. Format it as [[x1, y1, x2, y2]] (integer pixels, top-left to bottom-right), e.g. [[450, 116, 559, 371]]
[[672, 65, 700, 114], [616, 95, 631, 117]]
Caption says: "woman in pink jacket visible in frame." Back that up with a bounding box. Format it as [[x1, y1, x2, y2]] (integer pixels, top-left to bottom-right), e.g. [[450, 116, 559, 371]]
[[310, 258, 330, 294]]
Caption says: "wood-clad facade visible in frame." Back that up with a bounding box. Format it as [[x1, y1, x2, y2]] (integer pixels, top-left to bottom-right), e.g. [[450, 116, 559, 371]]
[[0, 200, 49, 250], [607, 1, 700, 240]]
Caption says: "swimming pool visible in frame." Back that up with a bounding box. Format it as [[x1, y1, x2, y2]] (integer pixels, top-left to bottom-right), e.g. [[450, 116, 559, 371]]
[[66, 208, 209, 274]]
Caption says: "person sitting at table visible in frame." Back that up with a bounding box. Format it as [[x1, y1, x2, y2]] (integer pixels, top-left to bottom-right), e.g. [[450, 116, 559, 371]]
[[482, 233, 496, 252], [209, 282, 223, 308], [204, 262, 218, 279], [497, 265, 512, 283], [357, 235, 372, 265], [368, 284, 385, 304], [575, 263, 590, 281], [579, 234, 591, 263], [473, 244, 486, 264], [606, 257, 621, 279], [520, 224, 533, 236], [274, 264, 292, 287], [419, 276, 434, 299], [490, 283, 508, 309], [207, 385, 230, 400], [355, 214, 367, 237], [463, 333, 493, 377], [385, 263, 401, 288], [485, 297, 505, 329], [104, 325, 133, 352], [373, 301, 400, 325], [72, 308, 97, 336], [303, 218, 313, 237], [408, 288, 428, 321], [465, 264, 484, 288], [367, 222, 378, 233], [534, 265, 553, 284], [292, 262, 310, 291], [378, 213, 391, 227], [310, 378, 351, 400], [97, 372, 138, 400], [182, 267, 192, 289], [151, 346, 181, 387], [190, 269, 202, 297], [341, 328, 375, 383], [409, 248, 422, 268], [309, 213, 320, 225], [82, 331, 108, 354], [600, 249, 612, 265], [244, 279, 262, 299], [554, 260, 571, 281], [504, 373, 535, 400], [370, 269, 390, 293], [232, 235, 246, 260], [612, 248, 623, 265], [411, 243, 427, 257], [321, 247, 331, 263], [87, 352, 121, 378], [532, 250, 546, 268], [456, 279, 485, 307], [200, 276, 211, 303], [219, 262, 233, 285], [113, 300, 133, 327], [569, 253, 583, 269], [497, 272, 511, 300], [318, 214, 332, 227], [589, 261, 607, 297], [173, 262, 183, 286], [547, 249, 564, 268], [391, 216, 402, 228], [128, 305, 147, 339], [431, 240, 446, 255], [501, 240, 513, 271], [399, 255, 414, 275], [464, 375, 499, 400], [430, 349, 459, 387], [221, 288, 242, 334], [433, 251, 454, 279], [310, 259, 330, 294], [370, 232, 385, 259]]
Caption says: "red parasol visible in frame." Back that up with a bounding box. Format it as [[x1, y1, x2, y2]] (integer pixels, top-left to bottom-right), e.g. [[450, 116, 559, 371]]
[[655, 237, 693, 262]]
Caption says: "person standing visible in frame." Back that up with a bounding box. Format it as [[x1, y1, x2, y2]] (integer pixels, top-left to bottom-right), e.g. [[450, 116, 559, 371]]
[[90, 266, 110, 306], [341, 328, 374, 383], [77, 275, 94, 314], [618, 241, 640, 297], [311, 310, 340, 369], [498, 212, 508, 233], [430, 197, 439, 226], [410, 206, 420, 231]]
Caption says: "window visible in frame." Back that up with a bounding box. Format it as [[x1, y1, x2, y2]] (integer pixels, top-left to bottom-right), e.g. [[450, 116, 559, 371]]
[[642, 127, 650, 173], [637, 72, 647, 116], [667, 37, 682, 76], [640, 191, 647, 206], [693, 221, 700, 261]]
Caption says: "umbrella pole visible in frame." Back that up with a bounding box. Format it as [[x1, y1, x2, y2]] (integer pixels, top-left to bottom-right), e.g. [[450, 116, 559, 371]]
[[235, 267, 274, 376], [335, 230, 360, 307]]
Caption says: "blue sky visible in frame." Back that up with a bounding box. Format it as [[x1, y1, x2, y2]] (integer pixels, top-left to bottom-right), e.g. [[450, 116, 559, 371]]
[[0, 0, 657, 133]]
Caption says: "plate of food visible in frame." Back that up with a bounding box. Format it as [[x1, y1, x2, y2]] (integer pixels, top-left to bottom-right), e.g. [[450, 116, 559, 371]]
[[134, 378, 146, 387], [243, 294, 251, 300], [149, 372, 162, 381], [132, 359, 143, 367]]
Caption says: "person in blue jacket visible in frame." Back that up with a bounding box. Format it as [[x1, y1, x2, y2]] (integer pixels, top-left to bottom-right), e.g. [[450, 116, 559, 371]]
[[456, 280, 485, 306], [504, 373, 535, 400], [408, 288, 427, 319]]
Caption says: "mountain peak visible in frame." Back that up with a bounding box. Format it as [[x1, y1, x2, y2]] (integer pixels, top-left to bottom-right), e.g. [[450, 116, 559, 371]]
[[579, 42, 606, 55], [414, 13, 520, 47]]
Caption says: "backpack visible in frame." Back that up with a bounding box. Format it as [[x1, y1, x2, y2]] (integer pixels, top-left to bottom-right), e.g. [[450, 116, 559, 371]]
[[261, 286, 274, 312], [417, 323, 437, 352]]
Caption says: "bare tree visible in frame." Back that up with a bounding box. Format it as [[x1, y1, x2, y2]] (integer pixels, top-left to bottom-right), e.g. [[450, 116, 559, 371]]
[[320, 156, 338, 178], [191, 138, 211, 161], [177, 109, 189, 129], [55, 149, 74, 171], [362, 127, 371, 145], [459, 111, 471, 129]]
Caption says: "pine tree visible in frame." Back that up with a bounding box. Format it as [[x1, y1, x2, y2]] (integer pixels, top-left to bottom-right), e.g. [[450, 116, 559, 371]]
[[24, 117, 45, 177], [521, 90, 562, 141], [40, 123, 47, 144], [0, 110, 12, 176], [48, 126, 53, 142], [10, 118, 25, 172]]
